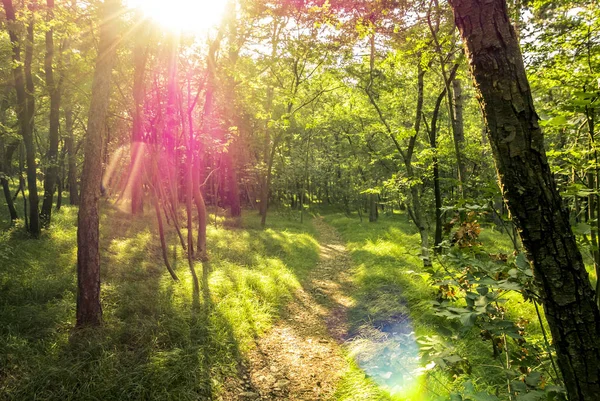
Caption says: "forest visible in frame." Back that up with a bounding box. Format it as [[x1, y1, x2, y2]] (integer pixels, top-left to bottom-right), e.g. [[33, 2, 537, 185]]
[[0, 0, 599, 400]]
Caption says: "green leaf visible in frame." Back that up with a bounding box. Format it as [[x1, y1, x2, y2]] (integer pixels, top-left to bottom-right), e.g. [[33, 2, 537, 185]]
[[525, 371, 542, 387], [540, 116, 568, 127], [515, 390, 545, 401], [459, 312, 477, 327], [444, 355, 464, 364]]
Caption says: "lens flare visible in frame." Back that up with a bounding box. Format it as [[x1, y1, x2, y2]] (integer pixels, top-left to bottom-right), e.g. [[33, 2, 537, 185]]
[[126, 0, 227, 35]]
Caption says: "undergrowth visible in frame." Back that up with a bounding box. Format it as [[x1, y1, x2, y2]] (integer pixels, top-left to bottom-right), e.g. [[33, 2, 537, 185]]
[[0, 201, 319, 400], [324, 211, 562, 401]]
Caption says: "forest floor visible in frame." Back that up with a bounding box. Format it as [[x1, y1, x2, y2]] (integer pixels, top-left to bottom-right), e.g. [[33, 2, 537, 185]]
[[222, 217, 357, 400]]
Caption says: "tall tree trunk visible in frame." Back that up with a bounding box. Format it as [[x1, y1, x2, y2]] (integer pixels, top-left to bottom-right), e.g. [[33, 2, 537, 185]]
[[259, 85, 274, 222], [0, 97, 18, 224], [18, 143, 28, 228], [452, 79, 467, 193], [224, 0, 241, 218], [24, 3, 39, 234], [130, 14, 148, 215], [65, 105, 79, 204], [193, 160, 207, 261], [449, 0, 600, 399], [2, 0, 40, 237], [259, 21, 281, 226], [261, 131, 282, 227], [41, 0, 61, 226], [425, 87, 449, 252], [191, 86, 207, 262], [426, 65, 460, 252], [76, 0, 119, 327]]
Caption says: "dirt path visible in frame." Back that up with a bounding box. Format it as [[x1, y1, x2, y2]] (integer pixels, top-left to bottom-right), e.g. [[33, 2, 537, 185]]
[[221, 217, 356, 400]]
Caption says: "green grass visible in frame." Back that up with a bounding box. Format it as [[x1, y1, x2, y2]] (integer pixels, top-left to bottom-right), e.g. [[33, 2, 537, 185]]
[[0, 201, 319, 400], [323, 212, 446, 400], [323, 211, 556, 400]]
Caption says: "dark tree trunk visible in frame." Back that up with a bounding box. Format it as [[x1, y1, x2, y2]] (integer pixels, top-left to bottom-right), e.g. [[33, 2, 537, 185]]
[[0, 95, 18, 224], [449, 0, 600, 399], [40, 0, 61, 226], [1, 176, 18, 224], [4, 141, 18, 175], [65, 106, 79, 205], [369, 193, 377, 222], [2, 0, 40, 237], [452, 79, 467, 193], [425, 89, 447, 252], [76, 0, 119, 327], [426, 64, 459, 252], [18, 144, 28, 228], [225, 154, 241, 217], [56, 173, 63, 210], [261, 133, 281, 227]]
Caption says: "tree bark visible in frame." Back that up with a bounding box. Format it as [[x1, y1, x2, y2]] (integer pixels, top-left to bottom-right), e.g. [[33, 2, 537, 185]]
[[424, 87, 449, 252], [65, 105, 79, 205], [369, 192, 377, 222], [76, 0, 119, 327], [448, 0, 600, 399], [224, 1, 241, 218], [130, 13, 148, 215], [41, 0, 62, 226], [2, 0, 40, 237], [0, 96, 18, 224], [452, 79, 467, 192]]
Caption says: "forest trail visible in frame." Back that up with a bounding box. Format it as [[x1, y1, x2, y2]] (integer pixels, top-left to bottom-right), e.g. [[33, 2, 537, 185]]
[[222, 217, 356, 400]]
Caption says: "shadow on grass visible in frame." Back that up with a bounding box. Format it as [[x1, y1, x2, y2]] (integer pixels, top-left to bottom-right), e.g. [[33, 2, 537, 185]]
[[322, 212, 435, 334], [0, 204, 320, 400]]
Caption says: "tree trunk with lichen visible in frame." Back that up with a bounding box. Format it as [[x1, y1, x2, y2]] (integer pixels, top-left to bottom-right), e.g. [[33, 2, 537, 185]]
[[449, 0, 600, 399]]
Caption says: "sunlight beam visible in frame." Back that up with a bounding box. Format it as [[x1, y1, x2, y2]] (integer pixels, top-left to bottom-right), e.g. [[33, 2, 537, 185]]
[[126, 0, 227, 35]]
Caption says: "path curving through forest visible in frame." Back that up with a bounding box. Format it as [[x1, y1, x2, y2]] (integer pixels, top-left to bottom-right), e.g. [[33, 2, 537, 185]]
[[222, 217, 356, 400]]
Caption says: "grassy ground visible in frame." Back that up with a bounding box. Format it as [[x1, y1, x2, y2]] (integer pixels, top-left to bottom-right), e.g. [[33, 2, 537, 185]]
[[324, 211, 446, 401], [0, 195, 570, 400], [323, 211, 556, 401], [0, 200, 319, 400]]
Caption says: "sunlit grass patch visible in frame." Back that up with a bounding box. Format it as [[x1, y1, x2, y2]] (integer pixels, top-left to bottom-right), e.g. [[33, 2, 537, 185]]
[[0, 202, 320, 400], [324, 212, 444, 399]]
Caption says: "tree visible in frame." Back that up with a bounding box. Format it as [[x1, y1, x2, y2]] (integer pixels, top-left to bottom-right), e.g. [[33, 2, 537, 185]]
[[76, 0, 120, 327], [0, 94, 18, 225], [40, 0, 62, 226], [130, 11, 149, 216], [2, 0, 41, 237], [448, 0, 600, 399]]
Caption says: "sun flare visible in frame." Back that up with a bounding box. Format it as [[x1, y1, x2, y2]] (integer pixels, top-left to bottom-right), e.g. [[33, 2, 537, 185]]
[[126, 0, 227, 35]]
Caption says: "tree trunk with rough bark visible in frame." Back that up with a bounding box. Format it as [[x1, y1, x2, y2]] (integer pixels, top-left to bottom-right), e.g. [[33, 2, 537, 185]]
[[40, 0, 61, 226], [2, 0, 40, 237], [65, 105, 79, 205], [369, 193, 377, 222], [452, 79, 467, 193], [0, 97, 18, 224], [130, 14, 148, 215], [76, 0, 119, 327], [449, 0, 600, 399]]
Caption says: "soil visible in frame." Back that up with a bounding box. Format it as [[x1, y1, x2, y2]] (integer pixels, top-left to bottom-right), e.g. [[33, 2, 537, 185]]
[[220, 217, 356, 400]]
